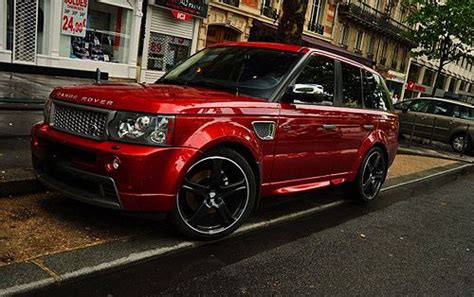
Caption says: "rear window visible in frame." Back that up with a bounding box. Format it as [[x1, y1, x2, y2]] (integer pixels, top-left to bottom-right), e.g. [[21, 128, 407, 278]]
[[455, 106, 474, 120]]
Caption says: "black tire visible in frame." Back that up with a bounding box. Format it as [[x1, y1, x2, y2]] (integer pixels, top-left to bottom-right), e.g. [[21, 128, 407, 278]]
[[350, 147, 388, 202], [170, 148, 257, 240], [450, 133, 472, 153]]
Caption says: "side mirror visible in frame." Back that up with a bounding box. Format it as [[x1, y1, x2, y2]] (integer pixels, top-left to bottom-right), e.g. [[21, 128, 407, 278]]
[[401, 105, 409, 113], [293, 84, 324, 95]]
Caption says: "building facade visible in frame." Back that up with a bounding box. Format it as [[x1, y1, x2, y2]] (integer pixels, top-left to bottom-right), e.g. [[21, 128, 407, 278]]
[[139, 0, 204, 82], [332, 0, 416, 100], [0, 0, 144, 79], [404, 56, 474, 103]]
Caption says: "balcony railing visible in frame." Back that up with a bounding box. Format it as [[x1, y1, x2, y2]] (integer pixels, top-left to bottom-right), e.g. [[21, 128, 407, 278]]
[[261, 5, 278, 19], [308, 22, 324, 35], [220, 0, 239, 7], [338, 0, 416, 47]]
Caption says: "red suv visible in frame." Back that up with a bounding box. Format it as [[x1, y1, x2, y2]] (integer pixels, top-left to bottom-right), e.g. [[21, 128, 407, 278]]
[[32, 42, 398, 239]]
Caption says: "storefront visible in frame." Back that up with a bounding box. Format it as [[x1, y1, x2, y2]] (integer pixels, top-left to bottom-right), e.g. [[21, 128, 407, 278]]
[[0, 0, 144, 79], [404, 81, 446, 99], [381, 69, 406, 100], [140, 0, 207, 82]]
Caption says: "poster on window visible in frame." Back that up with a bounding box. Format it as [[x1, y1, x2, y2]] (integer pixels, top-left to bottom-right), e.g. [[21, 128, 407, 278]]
[[61, 0, 89, 37]]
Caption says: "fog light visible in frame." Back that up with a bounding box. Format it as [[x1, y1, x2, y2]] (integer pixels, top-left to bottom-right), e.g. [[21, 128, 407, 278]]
[[106, 157, 121, 172], [112, 157, 120, 170]]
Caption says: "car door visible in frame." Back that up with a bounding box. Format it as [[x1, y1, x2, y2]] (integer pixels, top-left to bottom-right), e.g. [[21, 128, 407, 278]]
[[329, 62, 374, 175], [402, 99, 434, 138], [272, 53, 340, 191], [429, 100, 457, 142], [394, 99, 414, 134]]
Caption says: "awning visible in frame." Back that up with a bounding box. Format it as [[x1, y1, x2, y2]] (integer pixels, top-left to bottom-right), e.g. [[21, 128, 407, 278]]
[[251, 20, 375, 67]]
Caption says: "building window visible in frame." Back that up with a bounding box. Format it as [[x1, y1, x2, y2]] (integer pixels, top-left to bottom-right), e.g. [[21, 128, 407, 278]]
[[367, 35, 375, 59], [374, 0, 381, 10], [400, 49, 408, 71], [308, 0, 324, 34], [407, 63, 420, 82], [147, 32, 191, 72], [391, 46, 399, 69], [59, 1, 132, 64], [354, 30, 364, 53], [422, 69, 434, 86], [380, 41, 388, 65], [340, 25, 349, 48]]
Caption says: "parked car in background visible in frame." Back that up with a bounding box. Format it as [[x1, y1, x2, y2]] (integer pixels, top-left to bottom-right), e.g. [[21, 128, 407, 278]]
[[394, 97, 474, 153], [32, 42, 398, 240]]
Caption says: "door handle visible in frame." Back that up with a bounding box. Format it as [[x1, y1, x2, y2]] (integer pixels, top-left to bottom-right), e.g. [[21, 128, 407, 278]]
[[420, 116, 427, 120], [282, 124, 291, 130], [323, 124, 337, 130], [363, 124, 375, 130]]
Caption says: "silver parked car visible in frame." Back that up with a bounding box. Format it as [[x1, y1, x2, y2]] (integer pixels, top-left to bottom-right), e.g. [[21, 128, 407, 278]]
[[394, 97, 474, 153]]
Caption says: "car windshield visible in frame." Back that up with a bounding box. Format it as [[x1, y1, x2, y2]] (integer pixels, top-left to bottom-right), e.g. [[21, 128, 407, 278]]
[[157, 47, 303, 100]]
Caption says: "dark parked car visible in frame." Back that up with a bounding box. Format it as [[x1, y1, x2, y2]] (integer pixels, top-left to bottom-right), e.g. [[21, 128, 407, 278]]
[[394, 97, 474, 153]]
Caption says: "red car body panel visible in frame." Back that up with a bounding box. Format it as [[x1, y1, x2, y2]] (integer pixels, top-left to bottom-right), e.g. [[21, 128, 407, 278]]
[[31, 42, 399, 212]]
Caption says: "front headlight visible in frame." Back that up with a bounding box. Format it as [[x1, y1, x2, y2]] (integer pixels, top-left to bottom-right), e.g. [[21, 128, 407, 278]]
[[43, 98, 53, 123], [108, 112, 175, 146]]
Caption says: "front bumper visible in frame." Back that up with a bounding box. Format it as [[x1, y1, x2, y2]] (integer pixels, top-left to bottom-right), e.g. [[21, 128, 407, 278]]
[[31, 122, 201, 212]]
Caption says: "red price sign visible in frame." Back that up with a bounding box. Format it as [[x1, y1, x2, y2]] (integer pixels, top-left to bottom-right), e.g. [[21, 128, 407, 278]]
[[61, 0, 89, 37]]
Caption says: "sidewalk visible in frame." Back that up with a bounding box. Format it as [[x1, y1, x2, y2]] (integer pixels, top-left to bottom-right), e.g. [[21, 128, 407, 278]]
[[0, 72, 93, 109], [0, 154, 471, 295]]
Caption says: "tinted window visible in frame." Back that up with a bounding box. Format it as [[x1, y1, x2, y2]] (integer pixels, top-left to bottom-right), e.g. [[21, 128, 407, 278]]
[[341, 63, 363, 108], [394, 99, 412, 110], [364, 71, 391, 110], [160, 47, 302, 100], [430, 101, 455, 117], [455, 106, 474, 120], [409, 100, 431, 113], [293, 55, 335, 105]]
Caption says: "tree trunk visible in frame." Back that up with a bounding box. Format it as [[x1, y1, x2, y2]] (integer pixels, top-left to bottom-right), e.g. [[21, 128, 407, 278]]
[[277, 0, 309, 45], [431, 57, 444, 97]]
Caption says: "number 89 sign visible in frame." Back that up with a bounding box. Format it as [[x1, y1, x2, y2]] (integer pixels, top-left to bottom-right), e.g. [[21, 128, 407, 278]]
[[61, 0, 89, 37]]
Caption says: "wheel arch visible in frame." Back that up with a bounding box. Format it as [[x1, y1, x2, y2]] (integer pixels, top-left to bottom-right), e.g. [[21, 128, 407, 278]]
[[199, 141, 262, 211]]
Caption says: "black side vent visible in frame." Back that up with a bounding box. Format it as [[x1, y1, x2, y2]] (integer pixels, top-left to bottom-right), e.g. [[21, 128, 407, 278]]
[[252, 121, 276, 140]]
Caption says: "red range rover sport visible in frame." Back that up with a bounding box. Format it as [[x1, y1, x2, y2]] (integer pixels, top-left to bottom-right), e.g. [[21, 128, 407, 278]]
[[32, 42, 398, 239]]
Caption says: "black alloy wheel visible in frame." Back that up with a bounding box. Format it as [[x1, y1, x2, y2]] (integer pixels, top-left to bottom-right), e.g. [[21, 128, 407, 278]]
[[171, 148, 256, 239], [353, 147, 387, 202]]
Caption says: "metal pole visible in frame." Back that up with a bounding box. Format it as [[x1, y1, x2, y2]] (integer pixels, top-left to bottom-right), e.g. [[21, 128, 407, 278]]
[[429, 117, 437, 145], [461, 123, 470, 157], [409, 114, 417, 148]]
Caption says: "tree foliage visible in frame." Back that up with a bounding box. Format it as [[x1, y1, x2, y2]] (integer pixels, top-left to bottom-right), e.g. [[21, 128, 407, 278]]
[[404, 0, 473, 93]]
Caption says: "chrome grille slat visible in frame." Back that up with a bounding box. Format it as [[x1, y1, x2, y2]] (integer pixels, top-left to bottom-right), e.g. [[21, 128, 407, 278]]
[[51, 102, 110, 140]]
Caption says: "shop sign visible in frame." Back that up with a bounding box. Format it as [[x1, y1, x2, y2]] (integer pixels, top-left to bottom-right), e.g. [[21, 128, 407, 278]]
[[171, 10, 193, 21], [61, 0, 89, 37], [152, 0, 208, 19], [406, 81, 427, 93], [385, 70, 406, 84]]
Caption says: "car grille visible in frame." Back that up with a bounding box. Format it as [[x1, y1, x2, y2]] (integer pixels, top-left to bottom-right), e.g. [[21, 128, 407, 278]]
[[51, 102, 111, 140]]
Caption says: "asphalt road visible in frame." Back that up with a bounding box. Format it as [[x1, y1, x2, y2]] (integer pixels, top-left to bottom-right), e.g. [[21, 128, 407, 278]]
[[25, 173, 474, 297]]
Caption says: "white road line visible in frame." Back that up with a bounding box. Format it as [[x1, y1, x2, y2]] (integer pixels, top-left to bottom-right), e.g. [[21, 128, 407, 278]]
[[1, 164, 471, 296]]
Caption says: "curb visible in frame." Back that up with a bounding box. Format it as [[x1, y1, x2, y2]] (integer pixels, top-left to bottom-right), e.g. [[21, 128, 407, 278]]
[[0, 162, 472, 296], [397, 146, 474, 164], [0, 177, 42, 198]]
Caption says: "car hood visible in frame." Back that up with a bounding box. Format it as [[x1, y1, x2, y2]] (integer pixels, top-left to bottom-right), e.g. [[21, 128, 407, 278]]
[[51, 83, 278, 115]]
